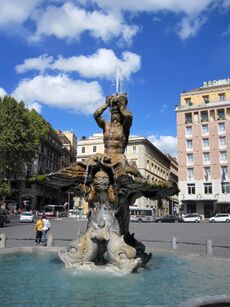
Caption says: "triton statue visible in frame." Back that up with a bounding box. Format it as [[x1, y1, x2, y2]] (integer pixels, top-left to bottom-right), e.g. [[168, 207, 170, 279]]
[[47, 93, 178, 273]]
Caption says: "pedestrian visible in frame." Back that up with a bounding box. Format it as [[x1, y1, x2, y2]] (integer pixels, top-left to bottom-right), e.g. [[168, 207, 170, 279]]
[[34, 216, 43, 245], [42, 215, 51, 246]]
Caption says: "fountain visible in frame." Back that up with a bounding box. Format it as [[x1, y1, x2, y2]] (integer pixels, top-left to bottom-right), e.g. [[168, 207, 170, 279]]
[[47, 91, 178, 273]]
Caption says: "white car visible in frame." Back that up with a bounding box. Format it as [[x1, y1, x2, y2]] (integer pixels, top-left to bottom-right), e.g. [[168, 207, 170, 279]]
[[19, 212, 34, 223], [209, 213, 230, 223], [183, 213, 202, 223]]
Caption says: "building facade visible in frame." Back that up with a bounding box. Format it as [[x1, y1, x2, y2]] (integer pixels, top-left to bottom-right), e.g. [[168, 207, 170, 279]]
[[77, 133, 178, 216], [176, 79, 230, 218], [10, 128, 77, 211]]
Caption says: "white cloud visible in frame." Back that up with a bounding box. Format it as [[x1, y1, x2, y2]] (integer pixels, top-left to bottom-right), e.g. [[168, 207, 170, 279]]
[[148, 134, 178, 157], [31, 3, 138, 44], [222, 24, 230, 36], [15, 54, 54, 74], [0, 87, 7, 97], [177, 15, 207, 39], [27, 102, 43, 114], [15, 49, 141, 80], [79, 0, 213, 15], [0, 0, 38, 27], [12, 75, 104, 114], [79, 0, 215, 39]]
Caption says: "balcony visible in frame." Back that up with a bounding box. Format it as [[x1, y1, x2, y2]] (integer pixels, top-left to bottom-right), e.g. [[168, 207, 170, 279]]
[[217, 116, 225, 121], [201, 117, 209, 122]]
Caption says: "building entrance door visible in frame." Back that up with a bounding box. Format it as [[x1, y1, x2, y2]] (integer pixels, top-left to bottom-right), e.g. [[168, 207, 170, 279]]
[[204, 202, 214, 218]]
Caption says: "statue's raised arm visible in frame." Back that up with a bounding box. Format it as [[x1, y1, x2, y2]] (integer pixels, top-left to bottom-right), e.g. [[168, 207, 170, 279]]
[[93, 97, 110, 130], [93, 94, 133, 155]]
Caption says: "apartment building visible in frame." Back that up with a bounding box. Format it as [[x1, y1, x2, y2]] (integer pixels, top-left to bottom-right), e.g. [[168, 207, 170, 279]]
[[176, 78, 230, 218], [10, 128, 77, 211], [77, 133, 178, 216]]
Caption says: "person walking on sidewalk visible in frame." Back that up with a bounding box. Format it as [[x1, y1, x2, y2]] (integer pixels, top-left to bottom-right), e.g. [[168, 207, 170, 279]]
[[42, 215, 51, 246], [34, 216, 43, 244]]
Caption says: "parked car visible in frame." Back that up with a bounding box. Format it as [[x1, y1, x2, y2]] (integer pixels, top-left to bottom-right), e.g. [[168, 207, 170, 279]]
[[155, 215, 184, 223], [209, 213, 230, 223], [19, 212, 34, 223], [183, 213, 202, 223]]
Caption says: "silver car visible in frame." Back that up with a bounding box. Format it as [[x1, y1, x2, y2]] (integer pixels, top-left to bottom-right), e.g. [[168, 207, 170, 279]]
[[209, 213, 230, 223], [19, 212, 34, 223], [183, 213, 202, 223]]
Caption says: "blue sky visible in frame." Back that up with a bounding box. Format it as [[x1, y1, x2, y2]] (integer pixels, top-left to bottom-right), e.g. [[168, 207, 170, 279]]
[[0, 0, 230, 157]]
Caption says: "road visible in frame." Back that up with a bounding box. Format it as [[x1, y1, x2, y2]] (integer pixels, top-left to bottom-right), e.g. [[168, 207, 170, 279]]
[[1, 216, 230, 258]]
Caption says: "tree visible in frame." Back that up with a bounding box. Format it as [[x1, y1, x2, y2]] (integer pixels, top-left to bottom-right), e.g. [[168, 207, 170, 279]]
[[0, 96, 48, 180]]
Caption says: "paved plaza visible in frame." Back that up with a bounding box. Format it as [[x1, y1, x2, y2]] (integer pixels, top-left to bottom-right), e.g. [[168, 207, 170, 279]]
[[1, 216, 230, 258]]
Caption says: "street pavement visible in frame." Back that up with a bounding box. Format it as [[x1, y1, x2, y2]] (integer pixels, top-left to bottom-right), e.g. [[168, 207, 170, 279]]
[[1, 215, 230, 258]]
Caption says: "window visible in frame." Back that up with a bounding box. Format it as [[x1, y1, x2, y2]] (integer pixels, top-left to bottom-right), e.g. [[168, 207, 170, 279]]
[[217, 109, 225, 120], [204, 183, 212, 194], [221, 182, 230, 193], [82, 147, 85, 154], [219, 137, 226, 146], [186, 126, 192, 136], [185, 113, 192, 124], [204, 167, 211, 181], [220, 151, 227, 161], [186, 140, 192, 149], [221, 166, 228, 181], [203, 152, 210, 162], [132, 146, 137, 153], [187, 183, 195, 194], [187, 153, 193, 163], [202, 95, 210, 103], [202, 138, 209, 148], [201, 111, 209, 122], [219, 93, 225, 101], [93, 145, 97, 153], [185, 98, 192, 107], [187, 168, 194, 180], [202, 124, 208, 134], [218, 123, 225, 132]]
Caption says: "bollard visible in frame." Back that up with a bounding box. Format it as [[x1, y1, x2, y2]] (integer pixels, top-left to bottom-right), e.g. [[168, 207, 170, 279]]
[[206, 240, 213, 256], [47, 232, 54, 247], [171, 237, 177, 249], [0, 233, 6, 248]]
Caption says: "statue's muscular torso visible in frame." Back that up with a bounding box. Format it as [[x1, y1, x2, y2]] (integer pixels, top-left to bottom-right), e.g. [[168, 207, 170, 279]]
[[103, 122, 126, 154]]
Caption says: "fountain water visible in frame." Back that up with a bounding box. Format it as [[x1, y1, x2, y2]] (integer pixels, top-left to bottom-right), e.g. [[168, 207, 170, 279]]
[[47, 92, 178, 273]]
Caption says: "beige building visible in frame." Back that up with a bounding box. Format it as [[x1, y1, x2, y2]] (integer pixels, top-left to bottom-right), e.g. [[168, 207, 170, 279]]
[[176, 78, 230, 218], [77, 133, 178, 216]]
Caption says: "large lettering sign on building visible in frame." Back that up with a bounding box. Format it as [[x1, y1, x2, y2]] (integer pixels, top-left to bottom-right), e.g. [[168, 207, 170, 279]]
[[203, 78, 230, 87]]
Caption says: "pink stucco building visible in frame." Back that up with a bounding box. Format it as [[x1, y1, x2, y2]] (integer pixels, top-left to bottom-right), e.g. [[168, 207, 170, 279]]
[[176, 79, 230, 218]]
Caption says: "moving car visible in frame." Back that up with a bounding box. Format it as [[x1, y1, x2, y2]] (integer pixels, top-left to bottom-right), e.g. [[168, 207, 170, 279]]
[[19, 212, 34, 223], [183, 213, 202, 223], [209, 213, 230, 223], [155, 215, 183, 223]]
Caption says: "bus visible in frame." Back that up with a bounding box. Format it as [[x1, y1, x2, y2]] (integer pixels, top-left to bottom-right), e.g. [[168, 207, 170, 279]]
[[130, 206, 156, 223], [43, 205, 65, 217]]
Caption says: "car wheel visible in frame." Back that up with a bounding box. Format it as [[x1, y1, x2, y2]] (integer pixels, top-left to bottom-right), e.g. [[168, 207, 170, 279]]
[[138, 219, 142, 223], [210, 219, 215, 223], [226, 219, 230, 223], [195, 219, 199, 223]]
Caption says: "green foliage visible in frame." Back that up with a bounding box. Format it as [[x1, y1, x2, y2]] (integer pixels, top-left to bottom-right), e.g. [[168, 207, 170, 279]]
[[0, 180, 11, 197], [29, 175, 47, 183], [0, 96, 48, 179]]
